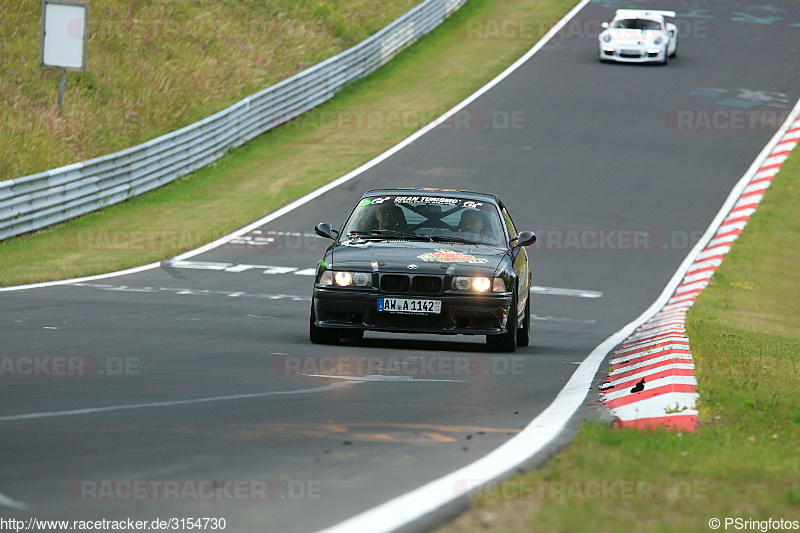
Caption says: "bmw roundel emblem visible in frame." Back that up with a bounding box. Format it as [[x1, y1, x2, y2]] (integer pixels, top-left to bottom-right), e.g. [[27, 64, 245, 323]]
[[407, 264, 419, 270]]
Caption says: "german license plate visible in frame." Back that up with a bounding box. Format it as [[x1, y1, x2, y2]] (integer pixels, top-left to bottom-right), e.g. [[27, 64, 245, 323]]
[[378, 298, 441, 314]]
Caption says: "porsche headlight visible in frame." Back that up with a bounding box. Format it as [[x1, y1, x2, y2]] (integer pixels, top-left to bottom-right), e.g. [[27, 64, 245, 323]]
[[453, 276, 505, 293], [602, 34, 612, 43], [653, 37, 663, 45]]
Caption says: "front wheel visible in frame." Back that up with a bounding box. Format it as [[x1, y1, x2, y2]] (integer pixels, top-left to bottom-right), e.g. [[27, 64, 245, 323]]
[[309, 305, 340, 345], [517, 293, 531, 348], [487, 294, 517, 352]]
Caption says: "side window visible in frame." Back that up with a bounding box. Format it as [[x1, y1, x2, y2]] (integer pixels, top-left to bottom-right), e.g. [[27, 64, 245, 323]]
[[500, 205, 518, 242]]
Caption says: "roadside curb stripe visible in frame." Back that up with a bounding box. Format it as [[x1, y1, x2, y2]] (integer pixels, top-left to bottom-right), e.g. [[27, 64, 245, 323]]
[[601, 110, 800, 431]]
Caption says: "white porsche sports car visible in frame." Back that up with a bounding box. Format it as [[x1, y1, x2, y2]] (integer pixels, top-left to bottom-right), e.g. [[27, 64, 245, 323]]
[[598, 9, 678, 64]]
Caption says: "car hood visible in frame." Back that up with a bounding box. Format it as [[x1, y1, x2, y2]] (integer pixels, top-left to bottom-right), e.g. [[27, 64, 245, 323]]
[[330, 240, 506, 276], [603, 29, 666, 44]]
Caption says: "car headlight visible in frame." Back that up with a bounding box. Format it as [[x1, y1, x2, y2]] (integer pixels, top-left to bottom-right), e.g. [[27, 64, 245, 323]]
[[602, 34, 612, 43], [452, 276, 506, 293], [319, 271, 373, 288], [334, 271, 353, 286], [653, 37, 663, 45]]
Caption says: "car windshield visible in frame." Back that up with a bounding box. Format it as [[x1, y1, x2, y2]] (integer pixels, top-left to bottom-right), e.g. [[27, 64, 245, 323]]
[[611, 18, 662, 31], [341, 195, 506, 247]]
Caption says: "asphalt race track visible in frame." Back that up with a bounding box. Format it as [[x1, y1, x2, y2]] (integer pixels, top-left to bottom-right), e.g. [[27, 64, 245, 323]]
[[3, 1, 800, 531]]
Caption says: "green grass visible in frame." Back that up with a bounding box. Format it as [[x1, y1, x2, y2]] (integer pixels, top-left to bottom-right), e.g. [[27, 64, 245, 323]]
[[438, 149, 800, 532], [0, 0, 577, 286], [0, 0, 420, 180]]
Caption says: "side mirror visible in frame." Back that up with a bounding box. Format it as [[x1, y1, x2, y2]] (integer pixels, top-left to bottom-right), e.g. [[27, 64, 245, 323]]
[[601, 22, 609, 29], [315, 222, 339, 240], [512, 231, 537, 249]]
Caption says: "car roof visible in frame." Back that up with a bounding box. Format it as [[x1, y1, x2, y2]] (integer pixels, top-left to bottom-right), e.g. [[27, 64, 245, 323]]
[[361, 188, 501, 204], [613, 9, 675, 22]]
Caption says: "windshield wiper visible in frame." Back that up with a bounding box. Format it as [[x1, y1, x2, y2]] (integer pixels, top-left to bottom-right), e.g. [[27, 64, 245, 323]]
[[346, 231, 483, 244], [429, 235, 481, 245], [347, 230, 427, 241]]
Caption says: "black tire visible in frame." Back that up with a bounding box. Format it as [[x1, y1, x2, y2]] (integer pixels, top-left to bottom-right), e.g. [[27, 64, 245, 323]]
[[661, 50, 669, 65], [309, 305, 339, 345], [487, 293, 517, 353], [670, 39, 678, 58], [517, 292, 531, 348]]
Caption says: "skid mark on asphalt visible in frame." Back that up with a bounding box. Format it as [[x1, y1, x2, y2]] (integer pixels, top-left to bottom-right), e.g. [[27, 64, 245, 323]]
[[167, 422, 519, 444]]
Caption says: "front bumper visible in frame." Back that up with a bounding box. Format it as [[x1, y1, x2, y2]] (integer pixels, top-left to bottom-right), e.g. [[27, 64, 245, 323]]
[[599, 44, 666, 63], [312, 287, 513, 336]]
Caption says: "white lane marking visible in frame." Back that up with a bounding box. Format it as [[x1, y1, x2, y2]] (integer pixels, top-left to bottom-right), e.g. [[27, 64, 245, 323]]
[[68, 283, 599, 312], [533, 315, 595, 324], [169, 261, 300, 275], [69, 283, 310, 301], [250, 230, 318, 238], [0, 382, 361, 423], [179, 262, 606, 298], [532, 286, 603, 298], [67, 267, 603, 299], [166, 261, 605, 297], [0, 261, 163, 292], [81, 285, 155, 293], [303, 374, 467, 383], [0, 491, 28, 510]]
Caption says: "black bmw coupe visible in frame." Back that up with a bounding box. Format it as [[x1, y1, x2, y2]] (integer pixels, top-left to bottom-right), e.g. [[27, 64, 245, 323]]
[[310, 188, 536, 352]]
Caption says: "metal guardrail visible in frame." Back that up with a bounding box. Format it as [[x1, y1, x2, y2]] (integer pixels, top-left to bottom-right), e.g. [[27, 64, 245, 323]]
[[0, 0, 466, 241]]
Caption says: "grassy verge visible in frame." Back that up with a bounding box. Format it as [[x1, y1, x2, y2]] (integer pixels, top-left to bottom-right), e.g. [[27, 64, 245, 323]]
[[437, 150, 800, 531], [0, 0, 420, 180], [0, 0, 577, 286]]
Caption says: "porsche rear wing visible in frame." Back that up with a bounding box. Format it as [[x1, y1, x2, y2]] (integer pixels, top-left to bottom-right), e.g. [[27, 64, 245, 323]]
[[614, 9, 676, 19]]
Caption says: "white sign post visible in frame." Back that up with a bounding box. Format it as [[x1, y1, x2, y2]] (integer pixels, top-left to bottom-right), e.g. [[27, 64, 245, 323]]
[[39, 0, 89, 113]]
